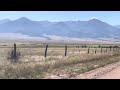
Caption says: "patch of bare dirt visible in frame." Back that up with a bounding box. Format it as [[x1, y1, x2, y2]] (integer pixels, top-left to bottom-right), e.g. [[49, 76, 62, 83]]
[[73, 61, 120, 79]]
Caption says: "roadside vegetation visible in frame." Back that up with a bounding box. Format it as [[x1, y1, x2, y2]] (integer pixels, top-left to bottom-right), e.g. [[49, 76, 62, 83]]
[[0, 42, 119, 78]]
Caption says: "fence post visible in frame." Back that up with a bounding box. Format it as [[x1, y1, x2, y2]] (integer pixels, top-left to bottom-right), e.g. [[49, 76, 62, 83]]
[[95, 48, 97, 54], [101, 47, 102, 53], [45, 45, 48, 58], [88, 48, 90, 54], [14, 43, 17, 63], [65, 45, 67, 56]]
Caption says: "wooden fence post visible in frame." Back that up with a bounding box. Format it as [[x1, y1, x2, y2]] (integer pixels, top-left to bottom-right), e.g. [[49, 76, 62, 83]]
[[88, 48, 90, 54], [95, 48, 97, 54], [45, 45, 48, 58], [101, 47, 102, 53], [65, 45, 67, 56], [14, 43, 17, 63]]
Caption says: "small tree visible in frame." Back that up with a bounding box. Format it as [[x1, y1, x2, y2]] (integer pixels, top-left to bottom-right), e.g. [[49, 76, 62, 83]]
[[7, 43, 21, 63]]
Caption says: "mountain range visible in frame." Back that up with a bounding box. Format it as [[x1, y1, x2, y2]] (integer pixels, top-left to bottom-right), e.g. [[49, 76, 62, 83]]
[[0, 17, 120, 42]]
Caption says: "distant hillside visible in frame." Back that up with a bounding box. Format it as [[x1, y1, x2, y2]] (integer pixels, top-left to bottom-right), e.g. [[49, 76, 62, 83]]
[[0, 17, 120, 42], [114, 25, 120, 28]]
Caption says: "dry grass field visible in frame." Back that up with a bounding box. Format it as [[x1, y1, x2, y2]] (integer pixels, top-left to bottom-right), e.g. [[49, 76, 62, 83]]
[[0, 41, 120, 79]]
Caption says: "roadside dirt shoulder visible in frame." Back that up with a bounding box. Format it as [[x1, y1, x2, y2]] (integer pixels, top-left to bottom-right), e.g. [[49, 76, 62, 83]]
[[73, 61, 120, 79]]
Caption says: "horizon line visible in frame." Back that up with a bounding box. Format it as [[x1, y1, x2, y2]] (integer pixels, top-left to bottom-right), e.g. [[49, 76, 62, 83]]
[[0, 17, 109, 23]]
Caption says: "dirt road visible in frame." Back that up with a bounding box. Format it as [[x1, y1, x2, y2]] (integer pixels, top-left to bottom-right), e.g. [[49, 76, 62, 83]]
[[74, 61, 120, 79], [44, 61, 120, 79]]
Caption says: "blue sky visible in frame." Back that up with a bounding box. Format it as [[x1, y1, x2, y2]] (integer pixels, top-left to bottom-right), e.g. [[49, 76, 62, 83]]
[[0, 11, 120, 25]]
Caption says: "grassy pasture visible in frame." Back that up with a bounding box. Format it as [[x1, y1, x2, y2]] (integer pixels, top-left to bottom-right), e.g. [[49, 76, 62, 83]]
[[0, 42, 120, 79]]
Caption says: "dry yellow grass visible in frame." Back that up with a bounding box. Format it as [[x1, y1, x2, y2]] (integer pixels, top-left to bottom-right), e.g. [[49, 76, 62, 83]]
[[0, 42, 119, 79]]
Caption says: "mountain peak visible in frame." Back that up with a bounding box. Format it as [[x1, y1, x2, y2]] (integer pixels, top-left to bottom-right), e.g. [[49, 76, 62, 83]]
[[88, 18, 105, 25], [89, 18, 102, 22], [0, 19, 11, 24], [16, 17, 31, 21]]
